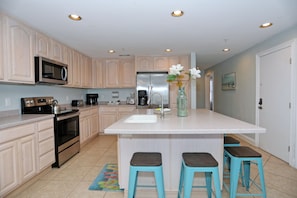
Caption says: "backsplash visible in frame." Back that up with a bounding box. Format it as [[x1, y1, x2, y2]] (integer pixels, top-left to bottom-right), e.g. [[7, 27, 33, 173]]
[[0, 84, 135, 112]]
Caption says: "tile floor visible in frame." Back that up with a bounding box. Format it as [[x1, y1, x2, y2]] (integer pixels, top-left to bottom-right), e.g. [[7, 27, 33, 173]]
[[6, 135, 297, 198]]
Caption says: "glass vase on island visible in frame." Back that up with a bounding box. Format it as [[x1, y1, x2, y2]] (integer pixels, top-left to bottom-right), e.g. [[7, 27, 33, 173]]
[[167, 64, 201, 117]]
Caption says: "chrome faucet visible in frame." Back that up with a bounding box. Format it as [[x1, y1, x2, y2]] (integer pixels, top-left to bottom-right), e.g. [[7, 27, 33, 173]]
[[147, 92, 164, 119]]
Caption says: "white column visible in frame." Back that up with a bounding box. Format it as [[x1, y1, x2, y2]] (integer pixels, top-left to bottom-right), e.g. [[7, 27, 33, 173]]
[[190, 52, 196, 109]]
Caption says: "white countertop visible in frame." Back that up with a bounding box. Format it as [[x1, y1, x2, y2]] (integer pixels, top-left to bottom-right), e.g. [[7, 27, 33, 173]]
[[0, 112, 54, 130], [104, 109, 266, 135]]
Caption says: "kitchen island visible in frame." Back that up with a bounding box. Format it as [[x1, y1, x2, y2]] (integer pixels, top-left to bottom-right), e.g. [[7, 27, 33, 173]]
[[104, 109, 265, 197]]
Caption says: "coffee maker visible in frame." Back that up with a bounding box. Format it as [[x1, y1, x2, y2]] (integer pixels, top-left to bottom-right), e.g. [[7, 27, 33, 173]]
[[138, 90, 148, 106], [86, 94, 98, 105]]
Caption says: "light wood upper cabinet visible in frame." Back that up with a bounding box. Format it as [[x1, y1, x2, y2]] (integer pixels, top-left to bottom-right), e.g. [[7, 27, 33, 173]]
[[3, 16, 35, 84], [81, 54, 92, 88], [71, 50, 81, 87], [0, 15, 4, 81], [62, 46, 73, 86], [35, 31, 50, 57], [153, 56, 169, 71], [50, 39, 63, 62], [135, 56, 154, 71], [136, 56, 180, 72], [35, 32, 64, 63], [119, 58, 135, 87], [92, 59, 105, 88], [168, 56, 180, 67], [104, 58, 135, 88], [105, 59, 120, 88]]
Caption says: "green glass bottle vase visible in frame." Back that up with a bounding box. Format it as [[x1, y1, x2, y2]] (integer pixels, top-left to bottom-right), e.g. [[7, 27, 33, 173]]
[[177, 87, 188, 117]]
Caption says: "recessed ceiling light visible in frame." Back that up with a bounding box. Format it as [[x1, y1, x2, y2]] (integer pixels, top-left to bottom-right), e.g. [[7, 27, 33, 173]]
[[108, 49, 115, 53], [259, 22, 273, 28], [165, 48, 172, 52], [68, 14, 82, 21], [222, 48, 230, 52], [171, 10, 184, 17]]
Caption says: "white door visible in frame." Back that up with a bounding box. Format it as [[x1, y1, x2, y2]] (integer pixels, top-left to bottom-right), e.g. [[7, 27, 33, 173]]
[[258, 45, 291, 162]]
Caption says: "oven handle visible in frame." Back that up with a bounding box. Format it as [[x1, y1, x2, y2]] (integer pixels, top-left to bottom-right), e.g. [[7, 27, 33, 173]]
[[56, 112, 80, 121]]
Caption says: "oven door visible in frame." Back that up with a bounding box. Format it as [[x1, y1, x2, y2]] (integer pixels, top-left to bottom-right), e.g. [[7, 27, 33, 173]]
[[55, 112, 80, 147], [53, 111, 80, 167]]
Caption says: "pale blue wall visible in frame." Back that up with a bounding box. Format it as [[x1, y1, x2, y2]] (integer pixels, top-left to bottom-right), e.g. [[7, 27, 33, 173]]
[[0, 84, 86, 112], [0, 83, 134, 112], [207, 25, 297, 140]]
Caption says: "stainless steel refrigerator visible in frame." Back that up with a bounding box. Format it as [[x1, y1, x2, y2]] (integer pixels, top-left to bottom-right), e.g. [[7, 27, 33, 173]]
[[136, 72, 169, 108]]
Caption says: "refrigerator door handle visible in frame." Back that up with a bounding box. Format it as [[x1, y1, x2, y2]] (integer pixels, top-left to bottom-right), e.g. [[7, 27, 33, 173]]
[[147, 85, 152, 105]]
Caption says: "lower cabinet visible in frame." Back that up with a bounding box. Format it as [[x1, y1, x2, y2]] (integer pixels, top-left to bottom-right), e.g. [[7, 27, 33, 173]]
[[0, 140, 18, 196], [18, 134, 36, 182], [79, 107, 99, 146], [36, 119, 55, 172], [0, 118, 54, 197], [99, 106, 135, 133], [0, 123, 36, 197]]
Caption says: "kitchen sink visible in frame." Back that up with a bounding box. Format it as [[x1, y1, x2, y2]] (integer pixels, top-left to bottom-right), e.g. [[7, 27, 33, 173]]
[[124, 114, 157, 123]]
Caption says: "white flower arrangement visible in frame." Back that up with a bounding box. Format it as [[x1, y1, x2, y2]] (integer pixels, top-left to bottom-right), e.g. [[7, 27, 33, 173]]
[[167, 64, 201, 88]]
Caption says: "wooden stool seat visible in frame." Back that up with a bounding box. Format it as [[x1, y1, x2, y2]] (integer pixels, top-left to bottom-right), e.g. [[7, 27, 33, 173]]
[[130, 152, 162, 166], [224, 136, 240, 146]]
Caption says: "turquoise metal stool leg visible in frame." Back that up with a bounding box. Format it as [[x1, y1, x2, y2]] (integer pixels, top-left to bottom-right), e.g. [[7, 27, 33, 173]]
[[128, 166, 138, 198], [178, 162, 184, 198], [229, 157, 241, 198], [243, 161, 251, 189], [183, 162, 195, 198], [212, 167, 221, 198], [205, 172, 212, 198], [178, 153, 222, 198], [257, 159, 267, 197], [154, 166, 165, 198]]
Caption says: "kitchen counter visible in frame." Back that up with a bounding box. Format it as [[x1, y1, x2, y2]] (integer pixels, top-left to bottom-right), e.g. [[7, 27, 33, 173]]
[[104, 109, 265, 196], [0, 110, 54, 130], [0, 103, 135, 130], [105, 108, 265, 134]]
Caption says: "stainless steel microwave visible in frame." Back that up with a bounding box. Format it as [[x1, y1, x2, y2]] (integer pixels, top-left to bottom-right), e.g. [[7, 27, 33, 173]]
[[35, 56, 68, 85]]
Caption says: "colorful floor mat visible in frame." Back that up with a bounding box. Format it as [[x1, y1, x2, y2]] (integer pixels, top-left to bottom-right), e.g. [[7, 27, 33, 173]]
[[88, 163, 123, 192]]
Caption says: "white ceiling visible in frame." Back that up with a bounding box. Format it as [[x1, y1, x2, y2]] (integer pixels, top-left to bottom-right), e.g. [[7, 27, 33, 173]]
[[1, 0, 297, 69]]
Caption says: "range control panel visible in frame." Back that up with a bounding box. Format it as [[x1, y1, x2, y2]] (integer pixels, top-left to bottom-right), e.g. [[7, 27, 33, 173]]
[[21, 97, 54, 107]]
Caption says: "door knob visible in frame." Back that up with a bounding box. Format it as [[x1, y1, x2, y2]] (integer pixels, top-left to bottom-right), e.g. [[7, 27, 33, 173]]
[[258, 98, 263, 109]]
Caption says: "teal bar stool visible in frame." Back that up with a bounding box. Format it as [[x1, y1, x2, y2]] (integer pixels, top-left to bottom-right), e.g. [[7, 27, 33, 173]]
[[128, 152, 165, 198], [178, 153, 221, 198], [224, 136, 240, 171], [223, 146, 266, 198]]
